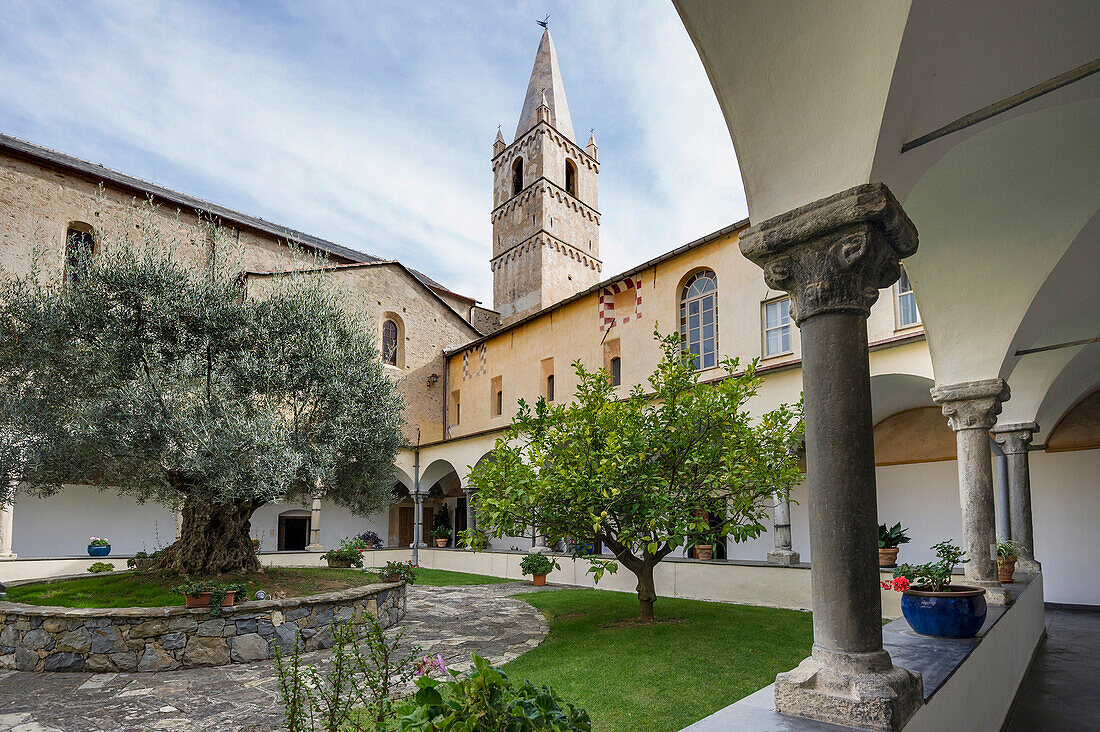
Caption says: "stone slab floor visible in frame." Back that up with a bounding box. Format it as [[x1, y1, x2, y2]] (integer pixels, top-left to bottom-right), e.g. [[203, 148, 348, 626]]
[[0, 583, 553, 732], [1004, 607, 1100, 732]]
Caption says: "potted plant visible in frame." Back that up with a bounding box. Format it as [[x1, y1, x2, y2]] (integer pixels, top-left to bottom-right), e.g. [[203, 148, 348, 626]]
[[320, 537, 366, 568], [520, 552, 558, 586], [886, 540, 986, 639], [431, 526, 452, 547], [251, 537, 261, 553], [357, 530, 383, 549], [87, 536, 111, 557], [376, 560, 417, 584], [126, 550, 160, 571], [878, 522, 910, 567], [693, 537, 717, 561], [173, 580, 248, 616], [997, 538, 1024, 583]]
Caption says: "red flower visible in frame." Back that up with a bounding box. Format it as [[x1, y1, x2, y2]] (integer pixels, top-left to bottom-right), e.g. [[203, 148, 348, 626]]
[[880, 581, 892, 590], [892, 577, 910, 592]]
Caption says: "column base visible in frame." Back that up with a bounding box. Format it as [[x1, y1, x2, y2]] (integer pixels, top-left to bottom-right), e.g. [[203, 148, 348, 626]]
[[0, 552, 16, 560], [532, 545, 552, 554], [969, 579, 1012, 606], [775, 652, 923, 731], [1017, 557, 1041, 573], [305, 543, 325, 552], [766, 549, 800, 566]]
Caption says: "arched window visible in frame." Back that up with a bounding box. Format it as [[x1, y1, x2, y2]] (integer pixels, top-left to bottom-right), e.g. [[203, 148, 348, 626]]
[[512, 157, 524, 197], [65, 223, 96, 286], [382, 319, 399, 366], [565, 158, 577, 197], [679, 270, 718, 370]]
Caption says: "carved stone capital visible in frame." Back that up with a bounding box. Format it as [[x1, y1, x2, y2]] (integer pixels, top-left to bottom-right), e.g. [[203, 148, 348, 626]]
[[930, 379, 1010, 432], [991, 422, 1038, 454], [739, 184, 917, 325]]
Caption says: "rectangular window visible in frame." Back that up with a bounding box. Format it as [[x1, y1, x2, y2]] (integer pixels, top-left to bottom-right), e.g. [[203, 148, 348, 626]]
[[541, 358, 554, 402], [603, 338, 621, 386], [610, 357, 622, 386], [491, 376, 503, 417], [897, 266, 920, 327], [763, 297, 792, 357], [451, 390, 461, 425]]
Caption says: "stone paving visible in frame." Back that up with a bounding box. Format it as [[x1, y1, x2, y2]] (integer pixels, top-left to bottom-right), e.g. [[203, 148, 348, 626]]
[[0, 582, 555, 732]]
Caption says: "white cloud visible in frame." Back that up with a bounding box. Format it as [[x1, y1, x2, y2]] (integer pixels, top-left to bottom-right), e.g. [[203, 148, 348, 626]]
[[0, 0, 746, 302]]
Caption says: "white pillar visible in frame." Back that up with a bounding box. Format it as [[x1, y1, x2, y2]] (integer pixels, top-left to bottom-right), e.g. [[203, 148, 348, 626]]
[[0, 500, 16, 559], [306, 495, 324, 551]]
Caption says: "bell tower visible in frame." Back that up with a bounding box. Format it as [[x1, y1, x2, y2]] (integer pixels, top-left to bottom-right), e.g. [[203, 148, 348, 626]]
[[491, 29, 600, 325]]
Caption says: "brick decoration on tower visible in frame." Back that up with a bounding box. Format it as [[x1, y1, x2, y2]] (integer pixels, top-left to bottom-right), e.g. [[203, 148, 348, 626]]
[[462, 344, 487, 381], [598, 277, 642, 331]]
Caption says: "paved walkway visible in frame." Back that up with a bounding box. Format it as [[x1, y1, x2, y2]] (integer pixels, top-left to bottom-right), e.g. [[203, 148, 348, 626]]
[[0, 583, 554, 732], [1004, 607, 1100, 732]]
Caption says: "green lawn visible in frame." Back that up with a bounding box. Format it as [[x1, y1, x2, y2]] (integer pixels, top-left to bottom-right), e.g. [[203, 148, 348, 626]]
[[504, 589, 813, 732], [412, 568, 515, 586], [6, 567, 510, 608]]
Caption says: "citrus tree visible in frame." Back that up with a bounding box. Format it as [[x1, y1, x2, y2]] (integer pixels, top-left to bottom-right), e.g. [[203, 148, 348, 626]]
[[467, 331, 803, 622], [0, 212, 404, 574]]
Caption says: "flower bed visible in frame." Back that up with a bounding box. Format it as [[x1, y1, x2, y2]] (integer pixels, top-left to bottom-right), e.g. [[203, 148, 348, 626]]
[[0, 578, 405, 672]]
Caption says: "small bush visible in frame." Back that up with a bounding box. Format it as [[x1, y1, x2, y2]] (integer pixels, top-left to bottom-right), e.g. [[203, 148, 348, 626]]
[[520, 553, 557, 577], [320, 537, 367, 568], [87, 562, 115, 573], [377, 560, 417, 584], [357, 530, 383, 548], [397, 654, 591, 731]]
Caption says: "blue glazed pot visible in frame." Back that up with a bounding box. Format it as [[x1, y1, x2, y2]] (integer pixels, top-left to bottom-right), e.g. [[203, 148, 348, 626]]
[[901, 585, 987, 638], [87, 545, 111, 557]]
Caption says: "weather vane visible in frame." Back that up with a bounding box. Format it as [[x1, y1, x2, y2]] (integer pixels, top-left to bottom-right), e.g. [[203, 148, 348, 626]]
[[537, 14, 550, 29]]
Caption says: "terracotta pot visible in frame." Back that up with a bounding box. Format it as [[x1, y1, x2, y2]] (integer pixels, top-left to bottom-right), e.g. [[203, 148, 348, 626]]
[[998, 555, 1017, 583], [184, 591, 237, 609], [695, 545, 713, 561], [878, 547, 900, 567], [533, 574, 546, 587], [435, 538, 448, 547], [326, 557, 354, 568]]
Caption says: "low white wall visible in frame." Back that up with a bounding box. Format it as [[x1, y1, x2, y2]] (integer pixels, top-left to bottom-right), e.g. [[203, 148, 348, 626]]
[[907, 574, 1046, 732]]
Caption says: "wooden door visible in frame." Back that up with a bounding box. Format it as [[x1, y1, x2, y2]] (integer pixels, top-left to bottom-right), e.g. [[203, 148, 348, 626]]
[[398, 507, 414, 547]]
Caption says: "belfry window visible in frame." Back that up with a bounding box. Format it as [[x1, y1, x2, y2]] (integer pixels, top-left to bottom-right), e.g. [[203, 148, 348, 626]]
[[512, 157, 523, 197], [382, 319, 398, 366], [565, 158, 577, 197], [679, 270, 718, 370], [65, 224, 95, 285]]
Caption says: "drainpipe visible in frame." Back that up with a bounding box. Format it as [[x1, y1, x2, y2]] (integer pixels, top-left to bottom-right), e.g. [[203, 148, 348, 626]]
[[991, 436, 1010, 541], [412, 429, 421, 567]]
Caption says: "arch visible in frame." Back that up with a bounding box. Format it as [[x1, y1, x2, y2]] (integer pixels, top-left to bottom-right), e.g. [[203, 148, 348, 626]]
[[380, 312, 404, 368], [873, 407, 957, 466], [1047, 389, 1100, 453], [64, 221, 96, 286], [679, 269, 719, 370], [512, 157, 524, 197], [565, 158, 577, 197]]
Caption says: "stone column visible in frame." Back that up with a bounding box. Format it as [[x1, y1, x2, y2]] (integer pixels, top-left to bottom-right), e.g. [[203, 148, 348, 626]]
[[0, 500, 16, 559], [766, 494, 799, 565], [992, 422, 1041, 572], [305, 495, 324, 551], [740, 184, 922, 731], [931, 380, 1010, 604], [463, 488, 476, 550]]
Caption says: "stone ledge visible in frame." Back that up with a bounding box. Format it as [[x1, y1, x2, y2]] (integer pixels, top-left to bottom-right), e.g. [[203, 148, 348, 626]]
[[0, 577, 406, 672]]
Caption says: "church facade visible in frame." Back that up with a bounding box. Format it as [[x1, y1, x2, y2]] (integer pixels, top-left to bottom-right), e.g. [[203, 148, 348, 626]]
[[1, 30, 1097, 609]]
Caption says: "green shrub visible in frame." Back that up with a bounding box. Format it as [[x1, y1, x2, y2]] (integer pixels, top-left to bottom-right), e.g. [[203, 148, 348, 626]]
[[397, 654, 590, 731], [520, 553, 557, 577], [87, 562, 114, 573], [320, 537, 366, 568], [878, 522, 911, 549], [893, 540, 967, 592], [377, 560, 417, 584]]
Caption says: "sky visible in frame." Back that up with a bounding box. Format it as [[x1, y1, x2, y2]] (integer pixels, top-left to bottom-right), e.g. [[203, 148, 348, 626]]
[[0, 0, 747, 303]]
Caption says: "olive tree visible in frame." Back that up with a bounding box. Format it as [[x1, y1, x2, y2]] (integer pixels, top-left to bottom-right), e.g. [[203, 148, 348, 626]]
[[0, 209, 404, 574], [467, 331, 803, 623]]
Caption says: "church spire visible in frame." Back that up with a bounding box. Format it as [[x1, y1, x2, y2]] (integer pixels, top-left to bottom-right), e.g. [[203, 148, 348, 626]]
[[514, 29, 575, 142]]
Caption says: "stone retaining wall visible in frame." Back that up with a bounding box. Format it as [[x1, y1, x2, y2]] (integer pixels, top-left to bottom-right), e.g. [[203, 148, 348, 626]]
[[0, 579, 406, 672]]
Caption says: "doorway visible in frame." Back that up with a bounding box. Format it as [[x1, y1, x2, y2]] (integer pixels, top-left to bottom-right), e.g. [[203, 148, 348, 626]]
[[278, 515, 310, 551], [397, 506, 414, 547]]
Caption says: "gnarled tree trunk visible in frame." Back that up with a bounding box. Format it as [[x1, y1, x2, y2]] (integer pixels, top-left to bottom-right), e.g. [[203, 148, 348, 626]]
[[635, 560, 658, 624], [154, 499, 263, 574]]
